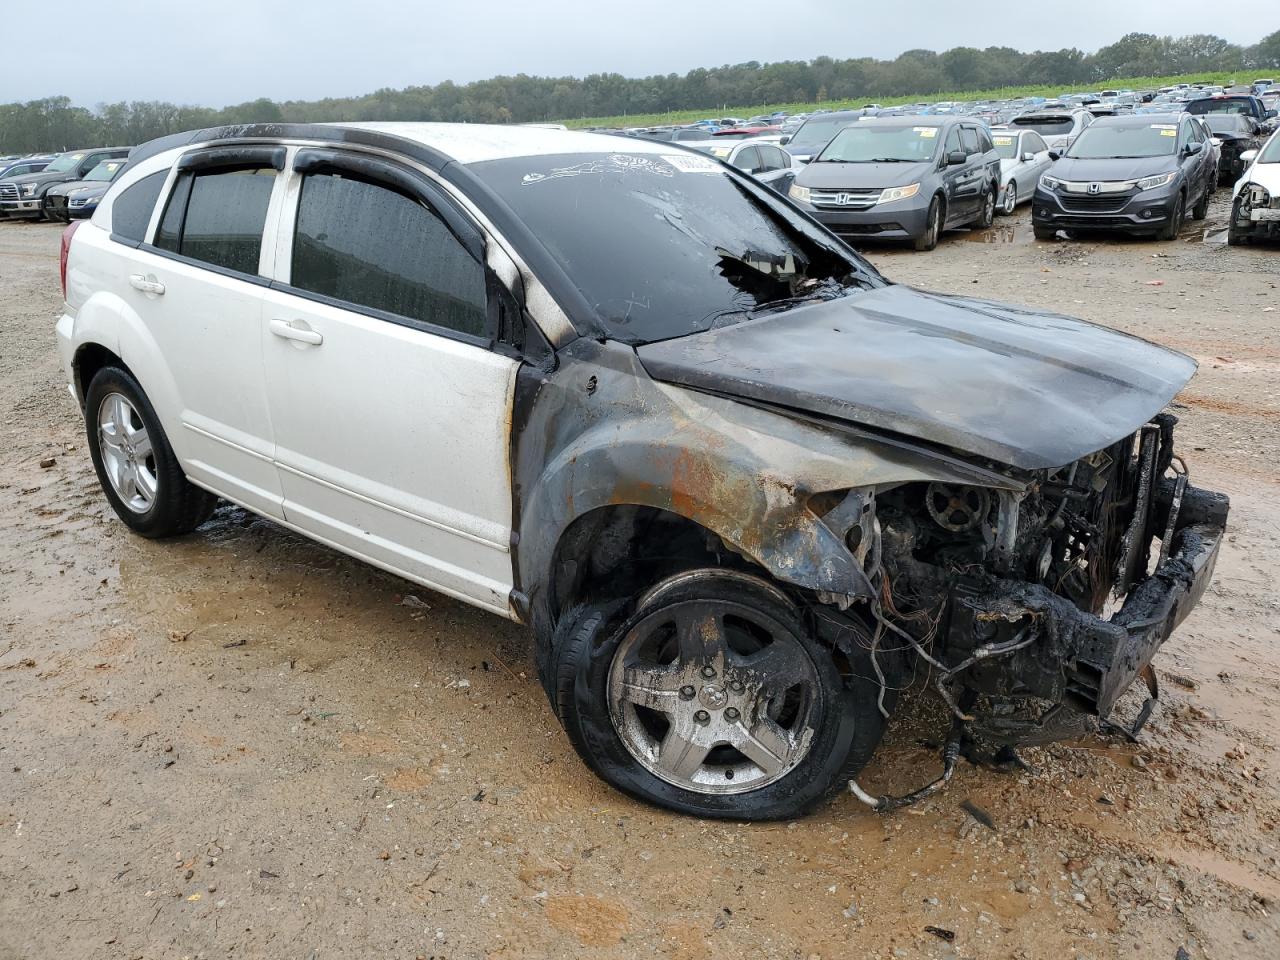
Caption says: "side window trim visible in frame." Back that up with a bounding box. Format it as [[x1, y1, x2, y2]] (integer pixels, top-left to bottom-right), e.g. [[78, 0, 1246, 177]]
[[176, 145, 286, 173], [292, 148, 483, 261]]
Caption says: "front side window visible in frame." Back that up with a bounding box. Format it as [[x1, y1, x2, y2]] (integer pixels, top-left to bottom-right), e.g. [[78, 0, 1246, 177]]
[[155, 167, 276, 274], [291, 173, 487, 338], [732, 146, 760, 172], [960, 127, 980, 154]]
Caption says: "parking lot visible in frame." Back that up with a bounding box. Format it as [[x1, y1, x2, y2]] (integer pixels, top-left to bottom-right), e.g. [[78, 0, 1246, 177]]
[[2, 197, 1278, 959]]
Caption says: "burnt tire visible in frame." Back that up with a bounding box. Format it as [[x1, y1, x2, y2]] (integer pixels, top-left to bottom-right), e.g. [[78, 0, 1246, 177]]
[[84, 366, 218, 538], [541, 570, 894, 820], [1227, 197, 1251, 246]]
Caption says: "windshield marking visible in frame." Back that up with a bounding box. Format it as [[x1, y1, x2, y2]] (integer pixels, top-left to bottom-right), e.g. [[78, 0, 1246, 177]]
[[522, 154, 674, 186]]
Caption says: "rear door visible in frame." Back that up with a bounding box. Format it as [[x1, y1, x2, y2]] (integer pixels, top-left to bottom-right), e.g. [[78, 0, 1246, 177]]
[[939, 125, 972, 224], [260, 149, 519, 614], [122, 148, 288, 518]]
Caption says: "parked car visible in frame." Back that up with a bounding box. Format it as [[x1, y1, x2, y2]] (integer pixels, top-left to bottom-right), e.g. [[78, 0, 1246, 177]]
[[692, 139, 800, 193], [1010, 109, 1093, 154], [637, 127, 713, 143], [1032, 114, 1217, 241], [788, 116, 1000, 250], [1201, 114, 1266, 184], [1184, 95, 1277, 133], [1228, 129, 1280, 245], [990, 127, 1053, 214], [0, 146, 130, 220], [0, 155, 54, 179], [43, 158, 128, 222], [57, 121, 1226, 820], [779, 110, 863, 163]]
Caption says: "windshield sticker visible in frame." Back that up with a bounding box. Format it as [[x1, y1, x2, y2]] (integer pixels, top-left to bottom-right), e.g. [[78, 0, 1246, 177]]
[[993, 136, 1014, 145], [1159, 129, 1177, 136], [1151, 124, 1177, 130], [521, 154, 675, 186], [913, 127, 938, 137], [662, 154, 723, 174]]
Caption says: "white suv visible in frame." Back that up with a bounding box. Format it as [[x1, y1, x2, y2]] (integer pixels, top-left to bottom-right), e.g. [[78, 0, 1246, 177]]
[[58, 122, 1226, 820]]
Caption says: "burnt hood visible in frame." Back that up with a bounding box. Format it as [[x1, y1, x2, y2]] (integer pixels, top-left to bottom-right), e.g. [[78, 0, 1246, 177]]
[[636, 285, 1197, 471]]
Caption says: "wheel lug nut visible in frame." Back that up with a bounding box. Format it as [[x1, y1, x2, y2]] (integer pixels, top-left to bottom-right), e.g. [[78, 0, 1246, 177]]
[[725, 707, 740, 721], [679, 685, 696, 700], [693, 710, 710, 724], [700, 666, 716, 679]]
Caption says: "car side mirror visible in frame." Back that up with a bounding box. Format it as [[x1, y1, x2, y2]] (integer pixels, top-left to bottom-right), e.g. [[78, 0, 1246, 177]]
[[1022, 151, 1036, 162], [1268, 109, 1278, 119], [1048, 150, 1061, 161], [1240, 149, 1259, 164], [1185, 141, 1202, 155], [779, 135, 791, 145], [946, 150, 967, 166]]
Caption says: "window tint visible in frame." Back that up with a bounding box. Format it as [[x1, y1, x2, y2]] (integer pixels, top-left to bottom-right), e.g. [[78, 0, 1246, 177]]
[[111, 171, 167, 243], [291, 173, 487, 338], [960, 126, 980, 154], [155, 167, 275, 275], [732, 146, 760, 172], [1025, 132, 1048, 153], [944, 126, 963, 155], [976, 127, 994, 152]]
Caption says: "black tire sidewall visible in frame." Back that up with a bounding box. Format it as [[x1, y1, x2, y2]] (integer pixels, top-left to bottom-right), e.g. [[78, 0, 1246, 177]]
[[915, 198, 941, 251], [552, 576, 888, 820], [84, 366, 198, 537]]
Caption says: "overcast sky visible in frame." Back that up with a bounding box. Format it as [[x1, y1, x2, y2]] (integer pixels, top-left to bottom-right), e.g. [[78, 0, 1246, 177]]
[[4, 0, 1274, 107]]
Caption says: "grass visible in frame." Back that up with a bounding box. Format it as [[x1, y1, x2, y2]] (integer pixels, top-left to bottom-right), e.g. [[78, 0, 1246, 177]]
[[559, 72, 1245, 129]]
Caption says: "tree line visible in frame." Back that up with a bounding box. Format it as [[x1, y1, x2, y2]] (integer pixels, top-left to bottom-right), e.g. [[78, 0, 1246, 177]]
[[3, 31, 1278, 154]]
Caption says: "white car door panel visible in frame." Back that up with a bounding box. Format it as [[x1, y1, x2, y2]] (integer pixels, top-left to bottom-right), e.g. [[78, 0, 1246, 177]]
[[261, 156, 518, 614], [261, 290, 518, 612], [129, 159, 287, 518]]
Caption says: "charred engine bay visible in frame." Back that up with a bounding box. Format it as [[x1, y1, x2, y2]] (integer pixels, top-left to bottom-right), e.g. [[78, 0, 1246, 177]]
[[872, 413, 1229, 748]]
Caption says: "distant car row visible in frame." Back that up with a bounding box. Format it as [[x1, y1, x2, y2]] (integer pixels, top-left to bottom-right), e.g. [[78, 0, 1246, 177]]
[[0, 146, 130, 221]]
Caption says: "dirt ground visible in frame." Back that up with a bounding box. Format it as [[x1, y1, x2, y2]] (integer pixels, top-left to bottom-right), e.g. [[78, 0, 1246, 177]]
[[1, 194, 1278, 960]]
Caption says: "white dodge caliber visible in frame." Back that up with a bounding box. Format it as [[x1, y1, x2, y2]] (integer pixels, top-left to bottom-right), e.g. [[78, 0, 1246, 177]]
[[57, 122, 1227, 819]]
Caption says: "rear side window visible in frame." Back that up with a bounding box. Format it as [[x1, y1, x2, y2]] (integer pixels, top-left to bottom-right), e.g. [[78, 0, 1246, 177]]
[[156, 168, 276, 275], [291, 173, 487, 338], [111, 171, 167, 243]]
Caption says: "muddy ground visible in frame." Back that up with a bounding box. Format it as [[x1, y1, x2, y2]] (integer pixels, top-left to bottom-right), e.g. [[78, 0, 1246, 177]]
[[1, 195, 1278, 960]]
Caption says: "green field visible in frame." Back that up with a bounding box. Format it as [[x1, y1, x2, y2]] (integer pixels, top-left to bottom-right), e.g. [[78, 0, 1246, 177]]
[[560, 72, 1244, 129]]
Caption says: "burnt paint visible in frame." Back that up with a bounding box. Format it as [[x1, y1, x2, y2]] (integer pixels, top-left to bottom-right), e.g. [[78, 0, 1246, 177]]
[[636, 285, 1198, 471]]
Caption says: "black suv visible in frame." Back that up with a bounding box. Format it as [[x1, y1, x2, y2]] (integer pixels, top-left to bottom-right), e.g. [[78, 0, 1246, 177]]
[[787, 117, 1000, 250], [1032, 114, 1217, 241], [0, 146, 131, 220]]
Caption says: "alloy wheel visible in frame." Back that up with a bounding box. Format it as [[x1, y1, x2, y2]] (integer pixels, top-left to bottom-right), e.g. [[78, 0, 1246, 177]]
[[607, 599, 821, 795], [97, 392, 158, 513]]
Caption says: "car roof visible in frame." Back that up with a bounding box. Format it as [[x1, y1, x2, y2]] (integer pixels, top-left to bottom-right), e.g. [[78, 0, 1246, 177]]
[[1093, 113, 1183, 126], [852, 116, 951, 127]]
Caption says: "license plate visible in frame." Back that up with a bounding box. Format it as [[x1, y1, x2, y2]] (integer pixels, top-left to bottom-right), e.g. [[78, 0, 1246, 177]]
[[1252, 208, 1280, 221]]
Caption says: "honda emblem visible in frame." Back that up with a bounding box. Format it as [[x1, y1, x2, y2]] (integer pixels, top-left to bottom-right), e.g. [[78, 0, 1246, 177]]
[[1088, 182, 1101, 194]]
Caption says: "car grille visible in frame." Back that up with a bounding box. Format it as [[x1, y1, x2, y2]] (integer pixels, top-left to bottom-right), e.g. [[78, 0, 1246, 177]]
[[810, 188, 881, 210], [0, 183, 18, 201], [1059, 194, 1132, 213], [68, 197, 90, 208]]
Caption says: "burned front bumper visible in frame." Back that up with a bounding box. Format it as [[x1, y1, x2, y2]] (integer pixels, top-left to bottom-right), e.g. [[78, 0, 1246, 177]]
[[945, 479, 1228, 742]]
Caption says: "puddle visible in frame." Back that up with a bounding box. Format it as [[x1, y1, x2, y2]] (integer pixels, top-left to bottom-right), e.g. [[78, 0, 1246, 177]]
[[964, 224, 1018, 243]]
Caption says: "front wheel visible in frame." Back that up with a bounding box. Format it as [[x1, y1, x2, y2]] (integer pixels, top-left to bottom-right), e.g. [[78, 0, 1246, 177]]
[[1033, 223, 1057, 241], [84, 366, 218, 537], [913, 196, 942, 251], [1000, 182, 1018, 215], [543, 570, 894, 820], [1227, 196, 1251, 246], [1159, 192, 1185, 241]]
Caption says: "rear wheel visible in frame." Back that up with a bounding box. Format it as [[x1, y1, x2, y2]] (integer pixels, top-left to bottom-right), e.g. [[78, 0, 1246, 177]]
[[977, 183, 996, 228], [1000, 181, 1018, 215], [1159, 192, 1185, 241], [913, 196, 942, 251], [543, 570, 894, 820], [84, 366, 217, 538]]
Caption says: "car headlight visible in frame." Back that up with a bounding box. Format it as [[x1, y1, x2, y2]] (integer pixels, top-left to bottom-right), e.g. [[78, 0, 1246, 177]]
[[1136, 172, 1177, 191], [789, 184, 811, 203], [876, 182, 921, 204], [1040, 174, 1065, 191], [21, 183, 38, 197]]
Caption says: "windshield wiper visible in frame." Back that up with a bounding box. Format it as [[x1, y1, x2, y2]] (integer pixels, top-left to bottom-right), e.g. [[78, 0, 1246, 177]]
[[868, 157, 913, 163]]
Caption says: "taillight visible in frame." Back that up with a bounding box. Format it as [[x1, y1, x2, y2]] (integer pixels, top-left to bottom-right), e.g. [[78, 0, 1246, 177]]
[[60, 220, 83, 299]]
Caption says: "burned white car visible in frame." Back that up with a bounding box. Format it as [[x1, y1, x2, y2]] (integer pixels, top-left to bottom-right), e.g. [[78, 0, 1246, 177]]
[[57, 123, 1227, 820]]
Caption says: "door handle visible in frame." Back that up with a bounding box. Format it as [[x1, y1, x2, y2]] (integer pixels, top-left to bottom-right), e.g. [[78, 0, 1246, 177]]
[[270, 318, 323, 346], [128, 274, 165, 295]]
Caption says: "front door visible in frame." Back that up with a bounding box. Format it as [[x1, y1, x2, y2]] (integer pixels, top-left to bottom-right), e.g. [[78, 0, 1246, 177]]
[[261, 154, 519, 615]]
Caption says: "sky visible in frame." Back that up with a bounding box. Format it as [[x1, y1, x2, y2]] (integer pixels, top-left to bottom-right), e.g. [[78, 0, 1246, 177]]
[[3, 0, 1274, 107]]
